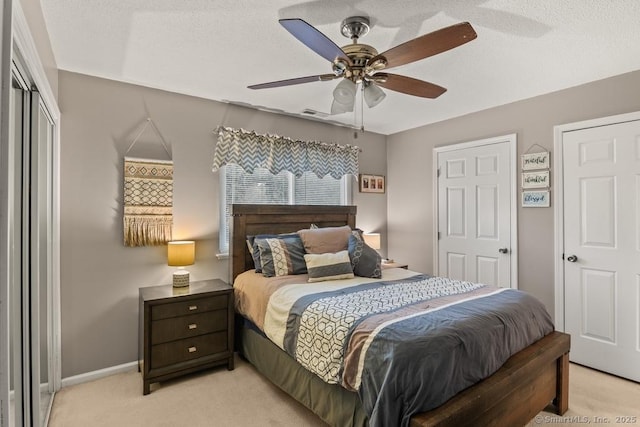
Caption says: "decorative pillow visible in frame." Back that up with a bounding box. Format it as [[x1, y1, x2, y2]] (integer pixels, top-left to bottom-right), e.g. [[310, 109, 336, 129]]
[[246, 239, 257, 267], [304, 250, 354, 283], [348, 231, 382, 278], [297, 225, 352, 254], [256, 235, 307, 277], [247, 233, 298, 273]]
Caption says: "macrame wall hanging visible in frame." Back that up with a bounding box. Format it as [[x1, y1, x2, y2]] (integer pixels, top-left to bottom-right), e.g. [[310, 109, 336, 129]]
[[123, 118, 174, 247]]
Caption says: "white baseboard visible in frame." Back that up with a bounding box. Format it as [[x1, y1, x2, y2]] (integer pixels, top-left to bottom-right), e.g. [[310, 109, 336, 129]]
[[61, 361, 138, 388]]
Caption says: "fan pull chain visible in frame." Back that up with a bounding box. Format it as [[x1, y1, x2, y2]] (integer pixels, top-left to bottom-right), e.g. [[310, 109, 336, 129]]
[[360, 82, 365, 133], [353, 82, 365, 138]]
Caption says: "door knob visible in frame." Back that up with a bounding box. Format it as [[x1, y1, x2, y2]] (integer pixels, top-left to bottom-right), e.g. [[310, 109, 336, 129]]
[[498, 248, 509, 254], [566, 255, 578, 262]]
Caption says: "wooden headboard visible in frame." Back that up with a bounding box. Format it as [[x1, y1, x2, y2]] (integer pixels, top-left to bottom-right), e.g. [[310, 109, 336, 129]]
[[229, 204, 357, 283]]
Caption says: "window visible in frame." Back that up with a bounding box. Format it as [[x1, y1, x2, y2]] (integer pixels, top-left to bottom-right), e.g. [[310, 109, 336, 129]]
[[219, 164, 351, 253], [212, 127, 359, 254]]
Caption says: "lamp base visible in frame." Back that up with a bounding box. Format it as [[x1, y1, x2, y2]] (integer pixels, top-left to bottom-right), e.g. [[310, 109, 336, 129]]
[[172, 270, 190, 288]]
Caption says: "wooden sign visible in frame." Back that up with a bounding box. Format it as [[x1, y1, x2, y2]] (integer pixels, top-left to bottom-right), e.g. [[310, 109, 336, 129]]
[[521, 151, 549, 170]]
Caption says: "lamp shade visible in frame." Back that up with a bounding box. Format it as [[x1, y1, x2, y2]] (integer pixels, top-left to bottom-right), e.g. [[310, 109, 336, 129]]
[[331, 99, 354, 114], [333, 79, 357, 104], [364, 82, 386, 108], [167, 241, 195, 266], [363, 233, 381, 250]]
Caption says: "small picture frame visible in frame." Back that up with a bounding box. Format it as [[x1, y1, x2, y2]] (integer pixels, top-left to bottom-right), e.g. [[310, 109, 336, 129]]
[[521, 151, 550, 170], [522, 170, 550, 189], [522, 190, 550, 207], [359, 174, 385, 193]]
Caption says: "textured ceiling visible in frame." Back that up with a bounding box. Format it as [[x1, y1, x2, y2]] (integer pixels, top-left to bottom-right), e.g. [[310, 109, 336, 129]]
[[41, 0, 640, 135]]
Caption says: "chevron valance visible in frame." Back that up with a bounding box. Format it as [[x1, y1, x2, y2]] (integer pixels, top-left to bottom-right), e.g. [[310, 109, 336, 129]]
[[212, 127, 359, 179]]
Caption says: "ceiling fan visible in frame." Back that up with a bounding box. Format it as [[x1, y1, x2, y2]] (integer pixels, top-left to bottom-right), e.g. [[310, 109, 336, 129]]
[[248, 16, 477, 114]]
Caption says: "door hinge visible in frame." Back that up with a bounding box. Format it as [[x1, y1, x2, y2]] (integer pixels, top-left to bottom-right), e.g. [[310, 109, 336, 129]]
[[437, 168, 441, 177], [561, 253, 564, 260], [437, 232, 441, 240]]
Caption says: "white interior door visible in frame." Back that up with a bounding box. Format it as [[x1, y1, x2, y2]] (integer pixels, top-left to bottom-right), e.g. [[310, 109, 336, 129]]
[[562, 119, 640, 382], [435, 136, 516, 288]]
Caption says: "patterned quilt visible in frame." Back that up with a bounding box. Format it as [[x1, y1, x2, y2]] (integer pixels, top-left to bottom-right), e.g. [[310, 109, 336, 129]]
[[237, 270, 554, 427]]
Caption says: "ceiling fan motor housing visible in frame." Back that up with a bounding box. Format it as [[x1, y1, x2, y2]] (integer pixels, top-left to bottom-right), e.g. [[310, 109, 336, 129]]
[[336, 16, 386, 82], [341, 43, 380, 81]]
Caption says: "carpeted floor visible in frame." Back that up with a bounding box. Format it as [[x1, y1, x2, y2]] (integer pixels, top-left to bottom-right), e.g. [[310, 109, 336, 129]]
[[49, 357, 324, 427], [48, 356, 640, 426]]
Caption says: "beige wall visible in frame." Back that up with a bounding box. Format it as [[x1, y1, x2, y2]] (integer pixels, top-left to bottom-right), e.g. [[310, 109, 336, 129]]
[[387, 69, 640, 315], [57, 68, 640, 377], [58, 71, 387, 377]]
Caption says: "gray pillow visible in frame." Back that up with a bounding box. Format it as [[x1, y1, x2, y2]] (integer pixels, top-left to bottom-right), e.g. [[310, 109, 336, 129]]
[[247, 233, 298, 273], [348, 232, 382, 278], [304, 250, 354, 283], [256, 235, 308, 277]]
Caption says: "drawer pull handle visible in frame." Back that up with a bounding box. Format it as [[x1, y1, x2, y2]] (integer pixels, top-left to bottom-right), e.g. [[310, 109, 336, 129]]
[[188, 346, 197, 353], [188, 324, 197, 330], [188, 305, 198, 311]]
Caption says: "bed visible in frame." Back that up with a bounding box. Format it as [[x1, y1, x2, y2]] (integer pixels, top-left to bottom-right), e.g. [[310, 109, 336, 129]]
[[230, 204, 570, 426]]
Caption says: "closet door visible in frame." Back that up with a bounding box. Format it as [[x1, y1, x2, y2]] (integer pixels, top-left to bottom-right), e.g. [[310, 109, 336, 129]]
[[6, 72, 55, 427], [8, 68, 28, 427], [30, 91, 55, 425], [2, 6, 59, 426], [435, 136, 516, 288], [562, 119, 640, 382]]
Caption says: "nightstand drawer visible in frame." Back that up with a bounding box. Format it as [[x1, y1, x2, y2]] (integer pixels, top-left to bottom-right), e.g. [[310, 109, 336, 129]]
[[151, 295, 228, 320], [150, 331, 228, 369], [151, 310, 227, 344]]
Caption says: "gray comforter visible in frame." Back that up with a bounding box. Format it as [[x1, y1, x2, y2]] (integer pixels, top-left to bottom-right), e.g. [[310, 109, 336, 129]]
[[274, 274, 554, 427]]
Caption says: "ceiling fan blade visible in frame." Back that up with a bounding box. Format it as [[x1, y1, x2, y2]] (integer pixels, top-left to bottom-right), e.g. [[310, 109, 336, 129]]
[[279, 18, 351, 65], [248, 74, 337, 90], [373, 73, 447, 98], [371, 22, 477, 69]]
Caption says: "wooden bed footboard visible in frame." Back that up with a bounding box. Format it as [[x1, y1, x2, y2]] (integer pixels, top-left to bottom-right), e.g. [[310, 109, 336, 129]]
[[410, 331, 570, 426]]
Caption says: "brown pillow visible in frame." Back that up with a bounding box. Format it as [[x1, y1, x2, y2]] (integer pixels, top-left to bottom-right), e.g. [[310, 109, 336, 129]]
[[297, 225, 352, 254]]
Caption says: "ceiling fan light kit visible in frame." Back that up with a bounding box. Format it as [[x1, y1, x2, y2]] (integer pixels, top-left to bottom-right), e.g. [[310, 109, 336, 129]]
[[330, 99, 352, 115], [249, 15, 477, 121], [363, 81, 386, 108], [333, 79, 357, 104]]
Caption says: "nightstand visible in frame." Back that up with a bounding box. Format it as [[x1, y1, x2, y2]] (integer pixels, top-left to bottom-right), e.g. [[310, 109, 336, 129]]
[[138, 279, 234, 395], [381, 261, 409, 270]]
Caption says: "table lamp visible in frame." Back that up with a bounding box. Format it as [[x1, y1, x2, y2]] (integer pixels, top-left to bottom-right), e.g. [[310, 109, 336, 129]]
[[363, 233, 381, 250], [167, 240, 195, 287]]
